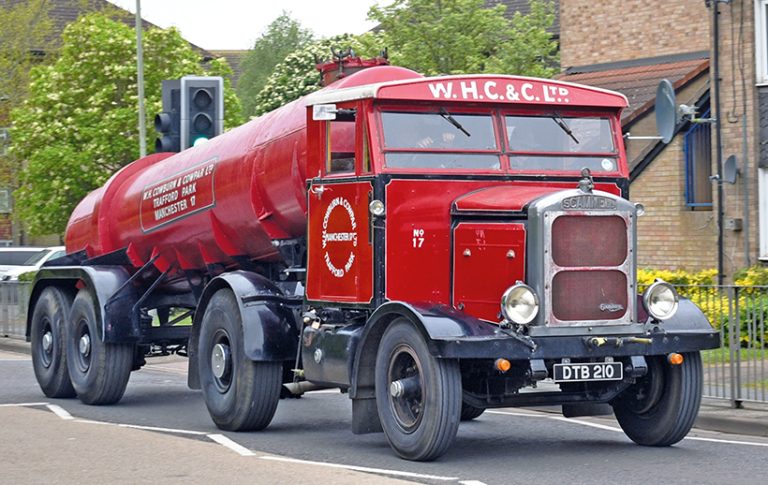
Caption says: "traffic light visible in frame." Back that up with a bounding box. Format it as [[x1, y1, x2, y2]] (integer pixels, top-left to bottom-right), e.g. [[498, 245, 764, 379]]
[[180, 76, 223, 149], [154, 80, 181, 153]]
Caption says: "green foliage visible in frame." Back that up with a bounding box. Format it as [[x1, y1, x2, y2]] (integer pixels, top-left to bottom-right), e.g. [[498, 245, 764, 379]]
[[368, 0, 558, 77], [10, 13, 243, 236], [638, 267, 768, 348], [237, 11, 313, 118], [252, 34, 381, 116], [484, 0, 559, 78], [0, 0, 54, 184]]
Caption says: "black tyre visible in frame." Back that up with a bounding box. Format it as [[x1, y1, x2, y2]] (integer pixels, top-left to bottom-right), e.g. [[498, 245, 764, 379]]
[[612, 352, 703, 446], [375, 319, 461, 461], [460, 402, 485, 421], [198, 289, 282, 431], [65, 290, 133, 405], [30, 287, 76, 398]]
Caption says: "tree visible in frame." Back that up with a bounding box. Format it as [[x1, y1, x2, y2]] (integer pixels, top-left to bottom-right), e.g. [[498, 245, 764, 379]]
[[368, 0, 558, 77], [0, 0, 54, 183], [485, 0, 559, 78], [11, 13, 243, 236], [252, 33, 382, 116], [237, 11, 313, 118]]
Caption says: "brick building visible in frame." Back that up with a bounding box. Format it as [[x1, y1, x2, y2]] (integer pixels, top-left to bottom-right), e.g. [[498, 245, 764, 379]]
[[560, 0, 761, 277]]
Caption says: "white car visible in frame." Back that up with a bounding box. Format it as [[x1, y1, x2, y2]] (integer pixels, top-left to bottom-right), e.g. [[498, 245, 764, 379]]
[[0, 246, 66, 281]]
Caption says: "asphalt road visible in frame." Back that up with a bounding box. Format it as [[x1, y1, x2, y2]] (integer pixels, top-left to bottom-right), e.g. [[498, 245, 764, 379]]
[[2, 349, 767, 485]]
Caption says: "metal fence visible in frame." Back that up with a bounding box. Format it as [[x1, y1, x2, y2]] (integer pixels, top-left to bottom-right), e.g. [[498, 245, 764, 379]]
[[0, 281, 30, 339], [676, 285, 767, 406], [0, 281, 765, 405]]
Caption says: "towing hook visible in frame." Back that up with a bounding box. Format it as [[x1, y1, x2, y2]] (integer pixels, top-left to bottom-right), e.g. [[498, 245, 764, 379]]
[[585, 336, 653, 349]]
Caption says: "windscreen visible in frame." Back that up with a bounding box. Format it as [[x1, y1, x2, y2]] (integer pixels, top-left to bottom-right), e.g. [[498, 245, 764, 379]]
[[381, 111, 500, 170], [506, 115, 618, 172]]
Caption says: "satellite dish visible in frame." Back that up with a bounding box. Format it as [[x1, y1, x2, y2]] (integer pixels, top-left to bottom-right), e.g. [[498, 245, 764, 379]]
[[655, 79, 677, 144], [723, 155, 739, 184]]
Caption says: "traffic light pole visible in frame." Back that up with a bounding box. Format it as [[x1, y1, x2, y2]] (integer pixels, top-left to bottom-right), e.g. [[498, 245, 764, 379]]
[[135, 0, 147, 158]]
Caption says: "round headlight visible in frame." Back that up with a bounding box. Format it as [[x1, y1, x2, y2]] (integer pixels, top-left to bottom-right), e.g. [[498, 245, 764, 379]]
[[643, 280, 679, 321], [369, 199, 385, 217], [501, 283, 539, 325]]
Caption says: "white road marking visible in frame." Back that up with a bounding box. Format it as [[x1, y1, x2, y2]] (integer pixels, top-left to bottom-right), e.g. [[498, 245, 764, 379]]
[[0, 402, 49, 407], [75, 419, 116, 426], [46, 404, 74, 420], [459, 481, 489, 485], [119, 423, 207, 436], [489, 408, 768, 447], [548, 416, 623, 433], [207, 434, 257, 456], [259, 455, 459, 481], [686, 436, 768, 447]]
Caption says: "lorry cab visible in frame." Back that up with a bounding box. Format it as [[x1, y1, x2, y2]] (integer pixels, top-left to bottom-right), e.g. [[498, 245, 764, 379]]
[[304, 75, 633, 330]]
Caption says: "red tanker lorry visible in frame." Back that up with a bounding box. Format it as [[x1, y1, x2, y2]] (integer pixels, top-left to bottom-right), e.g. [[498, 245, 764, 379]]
[[27, 57, 719, 461]]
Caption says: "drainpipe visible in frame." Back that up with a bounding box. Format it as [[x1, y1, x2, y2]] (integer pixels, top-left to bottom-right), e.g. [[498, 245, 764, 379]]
[[712, 0, 726, 284]]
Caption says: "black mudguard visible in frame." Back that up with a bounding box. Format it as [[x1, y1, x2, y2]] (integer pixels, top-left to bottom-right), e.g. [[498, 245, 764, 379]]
[[350, 300, 718, 397], [28, 266, 136, 343], [187, 271, 298, 389]]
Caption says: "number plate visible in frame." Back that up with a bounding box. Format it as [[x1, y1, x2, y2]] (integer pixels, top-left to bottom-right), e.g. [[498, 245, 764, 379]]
[[553, 362, 623, 383]]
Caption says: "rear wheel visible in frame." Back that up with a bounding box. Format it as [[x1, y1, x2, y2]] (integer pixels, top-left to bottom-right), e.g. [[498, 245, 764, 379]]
[[30, 287, 75, 398], [198, 289, 282, 431], [375, 319, 461, 461], [612, 352, 703, 446], [65, 290, 133, 405]]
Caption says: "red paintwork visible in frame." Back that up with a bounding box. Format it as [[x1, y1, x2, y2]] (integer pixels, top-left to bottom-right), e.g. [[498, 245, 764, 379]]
[[306, 181, 373, 303], [453, 186, 565, 213], [453, 223, 526, 321], [384, 180, 621, 305], [64, 59, 631, 317], [376, 76, 627, 108], [65, 65, 423, 272]]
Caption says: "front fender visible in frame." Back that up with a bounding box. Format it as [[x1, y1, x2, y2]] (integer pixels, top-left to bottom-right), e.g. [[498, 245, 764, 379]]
[[349, 301, 508, 399], [188, 271, 298, 389]]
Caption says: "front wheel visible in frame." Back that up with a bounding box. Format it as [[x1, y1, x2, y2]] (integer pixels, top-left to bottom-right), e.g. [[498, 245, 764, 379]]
[[612, 352, 703, 446], [198, 289, 282, 431], [375, 319, 461, 461], [65, 290, 133, 405]]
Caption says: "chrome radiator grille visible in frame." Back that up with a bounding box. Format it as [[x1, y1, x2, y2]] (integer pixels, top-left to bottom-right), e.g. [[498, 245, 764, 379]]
[[545, 212, 633, 326]]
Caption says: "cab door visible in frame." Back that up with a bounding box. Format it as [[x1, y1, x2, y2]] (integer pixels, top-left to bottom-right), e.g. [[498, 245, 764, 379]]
[[306, 103, 374, 304]]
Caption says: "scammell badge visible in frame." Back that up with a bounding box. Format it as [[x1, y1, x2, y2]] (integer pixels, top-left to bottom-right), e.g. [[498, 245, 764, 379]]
[[561, 195, 617, 210]]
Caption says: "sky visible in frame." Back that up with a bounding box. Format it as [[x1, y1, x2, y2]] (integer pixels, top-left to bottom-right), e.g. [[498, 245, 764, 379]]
[[106, 0, 384, 50]]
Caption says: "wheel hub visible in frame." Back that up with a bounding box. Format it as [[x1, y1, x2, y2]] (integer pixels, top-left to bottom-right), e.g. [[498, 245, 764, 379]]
[[42, 331, 53, 353], [211, 343, 231, 380], [387, 345, 424, 432], [79, 334, 91, 358]]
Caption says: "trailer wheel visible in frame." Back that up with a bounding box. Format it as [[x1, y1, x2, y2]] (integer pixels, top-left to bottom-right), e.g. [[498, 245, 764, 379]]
[[30, 287, 76, 398], [198, 289, 281, 431], [375, 319, 461, 461], [65, 290, 133, 405], [460, 402, 485, 421], [612, 352, 703, 446]]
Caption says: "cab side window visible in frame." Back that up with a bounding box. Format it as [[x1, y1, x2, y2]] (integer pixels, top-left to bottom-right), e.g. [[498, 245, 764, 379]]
[[327, 118, 356, 174]]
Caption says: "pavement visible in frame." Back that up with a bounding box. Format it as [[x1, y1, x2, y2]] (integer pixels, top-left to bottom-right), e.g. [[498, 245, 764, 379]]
[[2, 336, 767, 439]]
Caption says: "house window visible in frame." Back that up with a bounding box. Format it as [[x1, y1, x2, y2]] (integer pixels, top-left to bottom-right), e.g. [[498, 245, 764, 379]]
[[756, 0, 768, 83], [683, 109, 713, 208]]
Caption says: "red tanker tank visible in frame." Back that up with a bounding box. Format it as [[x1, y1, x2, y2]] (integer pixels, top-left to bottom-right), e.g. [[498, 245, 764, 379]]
[[65, 61, 421, 273]]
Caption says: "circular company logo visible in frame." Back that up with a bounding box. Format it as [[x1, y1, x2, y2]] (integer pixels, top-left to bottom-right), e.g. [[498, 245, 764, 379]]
[[321, 197, 358, 278]]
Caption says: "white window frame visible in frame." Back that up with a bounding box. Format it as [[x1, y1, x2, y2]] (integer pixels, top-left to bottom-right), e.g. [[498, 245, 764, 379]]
[[756, 0, 768, 84]]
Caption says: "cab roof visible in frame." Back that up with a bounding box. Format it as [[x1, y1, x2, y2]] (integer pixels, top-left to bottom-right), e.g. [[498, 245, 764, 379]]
[[305, 72, 629, 110]]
